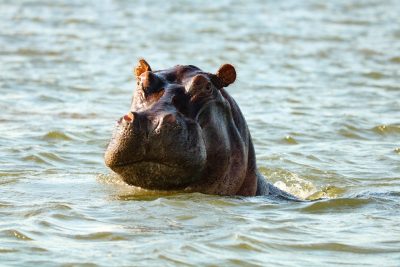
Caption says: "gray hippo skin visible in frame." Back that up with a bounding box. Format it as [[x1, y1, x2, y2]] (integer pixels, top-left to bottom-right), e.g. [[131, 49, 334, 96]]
[[105, 59, 298, 199]]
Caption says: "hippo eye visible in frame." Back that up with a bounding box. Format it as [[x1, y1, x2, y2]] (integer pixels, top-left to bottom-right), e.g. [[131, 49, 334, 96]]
[[205, 84, 212, 92]]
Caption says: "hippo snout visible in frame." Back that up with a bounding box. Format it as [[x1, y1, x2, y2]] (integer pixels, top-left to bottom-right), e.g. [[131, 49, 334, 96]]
[[105, 110, 181, 167], [104, 108, 207, 190]]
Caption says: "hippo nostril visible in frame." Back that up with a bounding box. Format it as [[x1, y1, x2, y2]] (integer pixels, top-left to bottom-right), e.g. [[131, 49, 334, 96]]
[[123, 112, 135, 122], [163, 114, 176, 124], [152, 114, 177, 134]]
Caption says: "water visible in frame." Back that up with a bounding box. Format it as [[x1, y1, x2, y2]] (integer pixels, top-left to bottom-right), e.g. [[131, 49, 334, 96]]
[[1, 0, 399, 266]]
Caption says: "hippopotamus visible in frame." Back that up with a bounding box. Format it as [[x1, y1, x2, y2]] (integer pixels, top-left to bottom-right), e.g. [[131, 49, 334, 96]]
[[104, 59, 298, 199]]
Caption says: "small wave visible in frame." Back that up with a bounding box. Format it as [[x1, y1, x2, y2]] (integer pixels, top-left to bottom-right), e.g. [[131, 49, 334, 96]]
[[96, 173, 182, 200], [305, 185, 347, 200], [22, 155, 51, 165], [69, 85, 93, 92], [371, 124, 400, 135], [58, 112, 98, 119], [260, 167, 344, 200], [22, 152, 65, 165], [390, 56, 400, 64], [39, 152, 65, 162], [96, 173, 127, 185], [0, 248, 18, 253], [42, 131, 72, 141], [15, 48, 62, 57], [23, 203, 73, 218], [72, 232, 128, 241], [327, 19, 371, 26], [300, 198, 372, 213], [117, 190, 183, 201], [0, 202, 13, 208], [351, 190, 400, 201], [337, 124, 367, 140], [338, 129, 364, 139], [287, 242, 397, 254], [0, 178, 19, 186], [2, 230, 33, 241], [64, 18, 96, 25], [363, 71, 385, 80], [280, 135, 298, 145]]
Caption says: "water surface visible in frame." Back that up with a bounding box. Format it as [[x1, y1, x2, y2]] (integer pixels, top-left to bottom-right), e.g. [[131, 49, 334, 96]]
[[1, 0, 399, 266]]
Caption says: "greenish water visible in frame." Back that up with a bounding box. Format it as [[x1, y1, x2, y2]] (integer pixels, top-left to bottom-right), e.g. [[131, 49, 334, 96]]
[[1, 0, 400, 266]]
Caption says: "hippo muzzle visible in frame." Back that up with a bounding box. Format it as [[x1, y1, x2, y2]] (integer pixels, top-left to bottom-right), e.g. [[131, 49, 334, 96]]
[[105, 104, 207, 190]]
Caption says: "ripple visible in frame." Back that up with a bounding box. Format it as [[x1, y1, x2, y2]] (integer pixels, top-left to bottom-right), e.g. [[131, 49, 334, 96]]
[[158, 254, 194, 266], [72, 232, 128, 241], [61, 263, 100, 267], [64, 18, 96, 26], [231, 235, 265, 252], [42, 131, 73, 141], [352, 190, 400, 200], [260, 167, 327, 199], [300, 198, 372, 213], [2, 230, 33, 241], [337, 125, 366, 140], [0, 202, 13, 208], [21, 151, 66, 165], [59, 112, 98, 119], [96, 173, 126, 185], [38, 95, 64, 103], [22, 155, 50, 165], [0, 178, 19, 186], [29, 246, 48, 252], [40, 152, 66, 162], [389, 56, 400, 64], [306, 185, 347, 200], [288, 242, 398, 254], [371, 124, 400, 135], [97, 174, 185, 200], [118, 191, 182, 201], [14, 48, 62, 57], [328, 19, 372, 26], [280, 135, 299, 144], [0, 247, 18, 253], [23, 203, 73, 218], [69, 85, 93, 92], [363, 71, 385, 80]]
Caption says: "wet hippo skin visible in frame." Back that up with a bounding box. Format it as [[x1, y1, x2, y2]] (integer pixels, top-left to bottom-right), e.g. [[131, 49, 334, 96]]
[[105, 59, 298, 199]]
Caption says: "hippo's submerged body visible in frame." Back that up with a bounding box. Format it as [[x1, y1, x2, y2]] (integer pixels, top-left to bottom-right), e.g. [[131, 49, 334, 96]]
[[105, 59, 297, 199]]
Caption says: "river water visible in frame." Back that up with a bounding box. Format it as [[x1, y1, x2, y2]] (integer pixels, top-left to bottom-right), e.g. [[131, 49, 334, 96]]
[[1, 0, 399, 266]]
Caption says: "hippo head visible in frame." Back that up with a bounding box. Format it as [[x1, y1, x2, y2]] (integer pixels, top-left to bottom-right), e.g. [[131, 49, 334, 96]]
[[105, 59, 257, 195]]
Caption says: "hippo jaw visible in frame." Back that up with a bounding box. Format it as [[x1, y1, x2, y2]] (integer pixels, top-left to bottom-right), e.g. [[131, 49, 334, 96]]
[[108, 162, 201, 190]]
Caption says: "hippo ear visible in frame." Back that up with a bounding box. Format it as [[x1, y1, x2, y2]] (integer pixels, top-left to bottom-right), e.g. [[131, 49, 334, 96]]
[[216, 64, 236, 87], [133, 59, 152, 78]]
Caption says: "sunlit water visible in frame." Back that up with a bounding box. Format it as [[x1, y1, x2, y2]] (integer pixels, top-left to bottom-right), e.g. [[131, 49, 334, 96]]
[[1, 0, 400, 266]]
